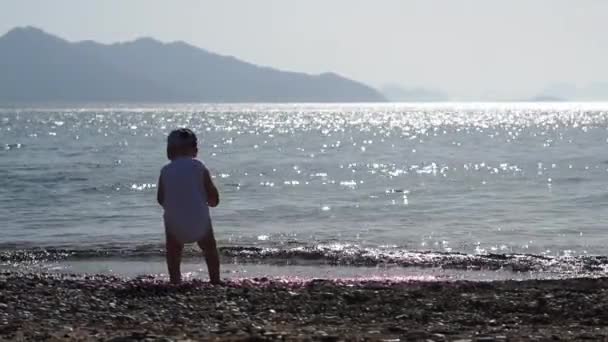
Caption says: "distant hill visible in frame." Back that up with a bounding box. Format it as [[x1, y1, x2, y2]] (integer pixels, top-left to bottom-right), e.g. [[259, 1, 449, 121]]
[[538, 83, 577, 101], [535, 82, 608, 102], [578, 82, 608, 101], [527, 95, 566, 102], [0, 27, 385, 103], [381, 84, 448, 102]]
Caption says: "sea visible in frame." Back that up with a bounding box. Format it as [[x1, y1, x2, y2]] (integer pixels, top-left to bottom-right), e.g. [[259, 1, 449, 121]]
[[2, 103, 608, 281]]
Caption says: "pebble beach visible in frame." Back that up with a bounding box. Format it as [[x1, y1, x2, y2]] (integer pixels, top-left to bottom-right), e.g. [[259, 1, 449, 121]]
[[2, 272, 608, 341]]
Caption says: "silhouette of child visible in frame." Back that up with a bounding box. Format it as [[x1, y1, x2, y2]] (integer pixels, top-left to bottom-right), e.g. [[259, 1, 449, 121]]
[[157, 128, 220, 284]]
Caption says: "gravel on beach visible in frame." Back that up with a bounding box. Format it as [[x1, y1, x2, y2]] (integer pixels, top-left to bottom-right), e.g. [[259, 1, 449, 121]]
[[1, 272, 608, 341]]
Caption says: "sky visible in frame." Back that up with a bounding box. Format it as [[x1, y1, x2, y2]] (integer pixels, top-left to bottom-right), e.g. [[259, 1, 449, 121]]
[[1, 0, 607, 100]]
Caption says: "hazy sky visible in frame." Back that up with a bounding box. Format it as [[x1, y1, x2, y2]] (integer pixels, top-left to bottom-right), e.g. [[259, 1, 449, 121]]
[[1, 0, 607, 100]]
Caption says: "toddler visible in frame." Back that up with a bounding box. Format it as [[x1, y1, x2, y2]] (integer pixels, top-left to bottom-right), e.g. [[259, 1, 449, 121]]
[[157, 128, 220, 284]]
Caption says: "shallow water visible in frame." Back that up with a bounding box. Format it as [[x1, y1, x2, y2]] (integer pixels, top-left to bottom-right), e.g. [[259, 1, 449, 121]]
[[2, 103, 608, 278], [0, 258, 577, 282]]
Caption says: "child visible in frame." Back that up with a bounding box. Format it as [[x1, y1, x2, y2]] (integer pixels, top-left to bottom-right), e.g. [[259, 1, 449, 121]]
[[156, 128, 221, 284]]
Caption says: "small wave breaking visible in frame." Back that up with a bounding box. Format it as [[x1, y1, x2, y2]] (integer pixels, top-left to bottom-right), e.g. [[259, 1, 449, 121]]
[[2, 244, 608, 276]]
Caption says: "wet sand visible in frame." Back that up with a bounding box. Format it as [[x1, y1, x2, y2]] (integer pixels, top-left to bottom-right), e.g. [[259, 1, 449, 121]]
[[1, 272, 608, 341]]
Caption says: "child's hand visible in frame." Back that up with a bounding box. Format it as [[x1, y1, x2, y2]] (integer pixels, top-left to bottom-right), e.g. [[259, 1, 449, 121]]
[[204, 169, 220, 207], [157, 176, 164, 206]]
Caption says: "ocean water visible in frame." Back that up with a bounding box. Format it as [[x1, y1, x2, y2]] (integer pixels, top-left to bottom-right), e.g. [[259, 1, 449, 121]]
[[2, 103, 608, 279]]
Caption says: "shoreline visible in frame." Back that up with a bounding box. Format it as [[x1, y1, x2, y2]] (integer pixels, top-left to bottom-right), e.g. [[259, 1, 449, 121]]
[[2, 272, 608, 340], [3, 245, 608, 278]]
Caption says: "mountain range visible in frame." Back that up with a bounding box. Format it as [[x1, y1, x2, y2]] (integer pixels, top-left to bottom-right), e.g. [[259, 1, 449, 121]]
[[535, 82, 608, 102], [0, 27, 385, 103]]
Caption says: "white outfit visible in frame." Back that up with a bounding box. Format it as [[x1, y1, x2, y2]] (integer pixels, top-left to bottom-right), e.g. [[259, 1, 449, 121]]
[[160, 157, 211, 243]]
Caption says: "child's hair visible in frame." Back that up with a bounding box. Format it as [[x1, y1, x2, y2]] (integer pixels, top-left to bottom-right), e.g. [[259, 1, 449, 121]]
[[167, 128, 198, 148], [167, 128, 198, 160]]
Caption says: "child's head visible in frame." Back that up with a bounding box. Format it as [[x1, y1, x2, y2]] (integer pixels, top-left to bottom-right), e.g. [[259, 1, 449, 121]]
[[166, 128, 198, 160]]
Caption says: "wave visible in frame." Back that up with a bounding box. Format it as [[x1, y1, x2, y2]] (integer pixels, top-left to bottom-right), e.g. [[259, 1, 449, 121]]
[[2, 244, 608, 275]]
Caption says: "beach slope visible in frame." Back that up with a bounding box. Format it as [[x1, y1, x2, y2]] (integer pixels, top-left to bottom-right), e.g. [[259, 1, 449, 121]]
[[1, 272, 608, 340]]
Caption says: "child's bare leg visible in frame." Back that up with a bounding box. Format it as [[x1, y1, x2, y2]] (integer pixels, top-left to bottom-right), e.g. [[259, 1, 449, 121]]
[[197, 226, 220, 284], [165, 232, 184, 284]]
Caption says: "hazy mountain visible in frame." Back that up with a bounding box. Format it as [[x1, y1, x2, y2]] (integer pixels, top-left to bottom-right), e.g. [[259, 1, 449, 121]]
[[0, 27, 171, 102], [535, 82, 608, 102], [526, 95, 566, 102], [535, 83, 576, 101], [579, 82, 608, 101], [381, 84, 448, 102], [0, 27, 385, 103]]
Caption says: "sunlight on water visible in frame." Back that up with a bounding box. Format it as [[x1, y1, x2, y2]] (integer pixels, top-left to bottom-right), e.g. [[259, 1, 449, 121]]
[[2, 103, 608, 269]]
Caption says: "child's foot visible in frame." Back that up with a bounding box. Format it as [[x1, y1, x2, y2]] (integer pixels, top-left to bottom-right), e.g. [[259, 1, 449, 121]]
[[209, 278, 223, 286]]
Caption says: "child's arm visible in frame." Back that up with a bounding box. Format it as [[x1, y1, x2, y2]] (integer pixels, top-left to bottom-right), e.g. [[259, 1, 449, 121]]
[[157, 175, 164, 206], [203, 168, 220, 207]]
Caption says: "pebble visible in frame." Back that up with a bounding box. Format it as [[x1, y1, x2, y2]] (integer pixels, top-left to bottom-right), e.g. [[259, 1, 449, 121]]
[[432, 333, 447, 341], [1, 271, 608, 340]]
